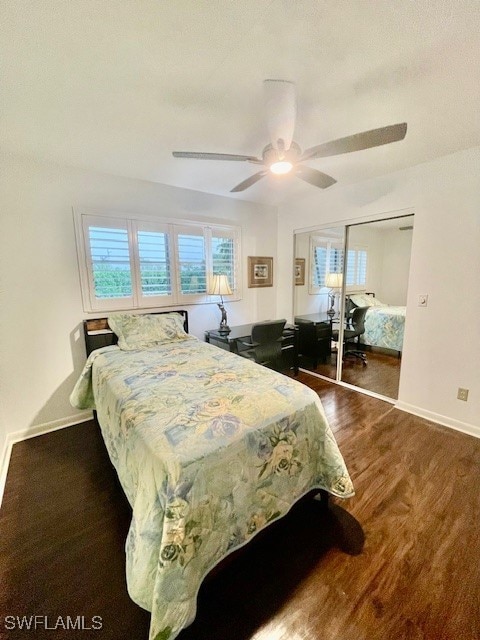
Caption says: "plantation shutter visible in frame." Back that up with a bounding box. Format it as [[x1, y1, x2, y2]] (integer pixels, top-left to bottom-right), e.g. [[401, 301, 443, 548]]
[[329, 246, 344, 275], [174, 225, 207, 302], [346, 249, 356, 286], [313, 246, 327, 287], [134, 221, 175, 307], [82, 215, 135, 311], [75, 212, 241, 312], [358, 249, 367, 285], [211, 227, 237, 292], [346, 245, 368, 288], [309, 236, 346, 294]]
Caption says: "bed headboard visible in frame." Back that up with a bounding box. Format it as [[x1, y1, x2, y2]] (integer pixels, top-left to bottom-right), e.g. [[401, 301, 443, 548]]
[[83, 310, 189, 357]]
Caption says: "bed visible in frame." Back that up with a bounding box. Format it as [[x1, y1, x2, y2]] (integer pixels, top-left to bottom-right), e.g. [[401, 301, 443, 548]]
[[70, 310, 354, 640], [347, 293, 406, 353]]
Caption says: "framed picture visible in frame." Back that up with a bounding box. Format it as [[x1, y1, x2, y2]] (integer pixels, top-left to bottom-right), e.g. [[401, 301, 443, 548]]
[[295, 258, 305, 286], [248, 256, 273, 288]]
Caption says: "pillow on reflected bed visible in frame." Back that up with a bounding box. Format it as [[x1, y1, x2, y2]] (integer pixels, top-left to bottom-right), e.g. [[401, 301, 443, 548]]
[[349, 294, 386, 308], [108, 313, 188, 350]]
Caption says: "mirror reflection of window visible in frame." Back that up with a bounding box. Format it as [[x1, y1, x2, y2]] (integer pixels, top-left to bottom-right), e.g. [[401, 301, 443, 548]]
[[294, 227, 345, 381], [346, 246, 367, 289], [309, 236, 344, 295]]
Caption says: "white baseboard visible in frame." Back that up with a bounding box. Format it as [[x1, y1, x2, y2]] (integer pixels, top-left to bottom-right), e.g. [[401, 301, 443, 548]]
[[395, 401, 480, 440], [0, 411, 93, 508]]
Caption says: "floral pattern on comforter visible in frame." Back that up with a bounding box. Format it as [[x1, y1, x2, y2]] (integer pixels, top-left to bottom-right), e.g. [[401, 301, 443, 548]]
[[70, 338, 353, 640], [362, 305, 406, 352]]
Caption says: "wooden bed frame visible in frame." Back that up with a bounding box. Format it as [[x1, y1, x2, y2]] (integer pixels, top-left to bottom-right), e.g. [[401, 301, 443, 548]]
[[83, 310, 189, 357]]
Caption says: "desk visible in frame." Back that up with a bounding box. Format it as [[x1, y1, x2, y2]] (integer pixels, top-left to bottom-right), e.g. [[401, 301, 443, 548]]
[[294, 313, 332, 367], [205, 323, 299, 374]]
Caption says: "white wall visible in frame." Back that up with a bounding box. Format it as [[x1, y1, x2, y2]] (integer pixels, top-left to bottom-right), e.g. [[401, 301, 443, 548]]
[[347, 223, 413, 305], [347, 225, 384, 297], [277, 147, 480, 436], [378, 227, 413, 305], [0, 152, 278, 457]]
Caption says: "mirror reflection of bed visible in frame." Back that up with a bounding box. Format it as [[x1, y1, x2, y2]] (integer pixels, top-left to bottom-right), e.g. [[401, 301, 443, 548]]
[[293, 214, 414, 400]]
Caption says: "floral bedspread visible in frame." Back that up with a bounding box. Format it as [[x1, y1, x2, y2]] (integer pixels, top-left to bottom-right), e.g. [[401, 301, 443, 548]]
[[362, 305, 406, 352], [70, 337, 353, 640]]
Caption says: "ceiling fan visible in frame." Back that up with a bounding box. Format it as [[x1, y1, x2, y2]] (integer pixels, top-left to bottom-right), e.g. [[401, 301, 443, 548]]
[[172, 80, 407, 193]]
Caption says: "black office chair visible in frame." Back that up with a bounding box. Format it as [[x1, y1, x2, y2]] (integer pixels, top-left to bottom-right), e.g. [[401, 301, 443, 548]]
[[331, 306, 369, 366], [237, 319, 287, 370]]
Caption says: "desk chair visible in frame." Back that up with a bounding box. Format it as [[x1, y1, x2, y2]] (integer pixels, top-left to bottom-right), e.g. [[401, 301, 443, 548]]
[[331, 306, 369, 366], [237, 319, 287, 370]]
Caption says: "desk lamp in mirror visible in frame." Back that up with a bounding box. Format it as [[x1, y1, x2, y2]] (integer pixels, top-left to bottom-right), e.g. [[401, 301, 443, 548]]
[[325, 272, 343, 319]]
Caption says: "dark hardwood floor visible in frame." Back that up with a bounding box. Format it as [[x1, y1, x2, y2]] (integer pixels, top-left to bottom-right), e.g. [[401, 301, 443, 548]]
[[1, 376, 479, 640], [303, 349, 401, 398]]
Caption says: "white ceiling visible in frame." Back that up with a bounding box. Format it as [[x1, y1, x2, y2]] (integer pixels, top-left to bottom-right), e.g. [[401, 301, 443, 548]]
[[2, 0, 480, 206]]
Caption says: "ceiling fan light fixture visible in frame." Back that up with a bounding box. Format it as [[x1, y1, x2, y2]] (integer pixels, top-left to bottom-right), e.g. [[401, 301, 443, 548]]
[[172, 79, 407, 193], [270, 160, 293, 175]]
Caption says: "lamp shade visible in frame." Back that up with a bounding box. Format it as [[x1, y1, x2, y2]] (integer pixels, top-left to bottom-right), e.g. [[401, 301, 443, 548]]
[[325, 272, 343, 289], [208, 274, 232, 296]]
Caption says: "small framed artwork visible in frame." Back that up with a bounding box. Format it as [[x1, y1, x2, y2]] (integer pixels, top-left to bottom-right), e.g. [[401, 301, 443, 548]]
[[295, 258, 305, 286], [248, 256, 273, 288]]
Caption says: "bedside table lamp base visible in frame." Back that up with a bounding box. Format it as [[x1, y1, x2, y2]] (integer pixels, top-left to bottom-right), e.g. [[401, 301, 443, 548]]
[[209, 275, 233, 336], [217, 303, 230, 334]]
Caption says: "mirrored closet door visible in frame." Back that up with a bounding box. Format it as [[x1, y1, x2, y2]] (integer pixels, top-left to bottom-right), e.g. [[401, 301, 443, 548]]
[[293, 226, 345, 381], [293, 214, 414, 400]]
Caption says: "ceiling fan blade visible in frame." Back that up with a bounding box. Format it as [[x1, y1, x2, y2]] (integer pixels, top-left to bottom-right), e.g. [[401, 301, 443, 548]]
[[230, 171, 267, 193], [300, 123, 407, 161], [296, 166, 337, 189], [172, 151, 261, 162], [263, 79, 297, 151]]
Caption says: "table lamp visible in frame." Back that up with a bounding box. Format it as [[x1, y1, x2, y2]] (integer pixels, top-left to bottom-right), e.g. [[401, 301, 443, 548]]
[[325, 272, 343, 319], [209, 274, 232, 334]]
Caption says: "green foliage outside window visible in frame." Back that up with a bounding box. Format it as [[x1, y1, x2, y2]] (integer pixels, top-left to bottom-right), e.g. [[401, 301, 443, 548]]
[[212, 238, 234, 282], [93, 263, 132, 298]]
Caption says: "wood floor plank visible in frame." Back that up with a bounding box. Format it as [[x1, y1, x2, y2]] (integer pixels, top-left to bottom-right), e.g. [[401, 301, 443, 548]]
[[1, 377, 478, 640], [302, 349, 401, 399]]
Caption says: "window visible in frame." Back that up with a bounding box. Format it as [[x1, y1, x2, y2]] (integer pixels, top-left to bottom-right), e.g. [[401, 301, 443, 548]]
[[137, 230, 171, 298], [309, 236, 344, 293], [176, 228, 207, 295], [212, 234, 235, 284], [89, 225, 132, 299], [346, 246, 368, 288], [75, 211, 240, 312]]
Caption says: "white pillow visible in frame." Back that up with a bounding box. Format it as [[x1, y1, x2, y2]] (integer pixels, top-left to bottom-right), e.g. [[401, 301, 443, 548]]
[[349, 294, 374, 307], [368, 296, 386, 307], [349, 294, 387, 308]]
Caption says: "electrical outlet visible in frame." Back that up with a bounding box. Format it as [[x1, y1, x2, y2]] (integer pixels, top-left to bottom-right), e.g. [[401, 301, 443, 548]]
[[418, 294, 428, 307], [457, 388, 469, 402]]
